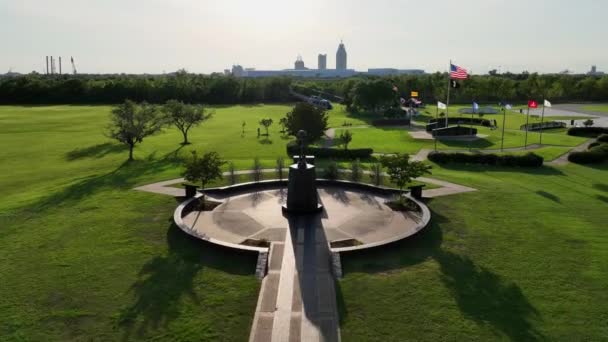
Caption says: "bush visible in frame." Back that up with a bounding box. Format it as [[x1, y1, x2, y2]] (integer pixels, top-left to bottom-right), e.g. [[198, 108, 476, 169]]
[[597, 134, 608, 142], [286, 141, 373, 159], [567, 127, 608, 137], [433, 126, 478, 137], [568, 151, 607, 164], [520, 121, 566, 131], [427, 117, 492, 131], [428, 151, 544, 167], [350, 158, 362, 182], [323, 161, 339, 180]]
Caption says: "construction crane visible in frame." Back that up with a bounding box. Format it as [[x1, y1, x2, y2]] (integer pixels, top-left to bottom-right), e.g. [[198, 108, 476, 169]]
[[70, 56, 77, 75]]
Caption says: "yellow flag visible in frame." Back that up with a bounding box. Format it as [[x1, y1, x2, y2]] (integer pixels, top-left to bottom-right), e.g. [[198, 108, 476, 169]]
[[411, 91, 419, 97]]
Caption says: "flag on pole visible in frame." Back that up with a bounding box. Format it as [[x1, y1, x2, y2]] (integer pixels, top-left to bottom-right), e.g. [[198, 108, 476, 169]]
[[437, 101, 447, 110], [392, 84, 399, 92], [450, 63, 468, 80], [544, 99, 552, 107], [451, 80, 460, 88], [473, 102, 479, 113], [528, 100, 538, 108], [411, 91, 419, 97], [505, 104, 513, 110]]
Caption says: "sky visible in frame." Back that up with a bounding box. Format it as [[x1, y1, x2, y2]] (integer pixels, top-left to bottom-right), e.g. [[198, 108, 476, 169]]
[[1, 0, 606, 75]]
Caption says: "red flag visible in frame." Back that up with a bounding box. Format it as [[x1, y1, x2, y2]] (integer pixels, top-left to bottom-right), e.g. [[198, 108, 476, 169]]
[[528, 100, 538, 108]]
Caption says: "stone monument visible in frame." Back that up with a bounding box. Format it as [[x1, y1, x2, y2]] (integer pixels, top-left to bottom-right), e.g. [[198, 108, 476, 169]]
[[282, 130, 323, 214]]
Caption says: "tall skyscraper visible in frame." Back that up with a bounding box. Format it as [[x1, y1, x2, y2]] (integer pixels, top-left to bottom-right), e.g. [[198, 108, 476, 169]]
[[336, 41, 347, 70], [318, 54, 327, 70]]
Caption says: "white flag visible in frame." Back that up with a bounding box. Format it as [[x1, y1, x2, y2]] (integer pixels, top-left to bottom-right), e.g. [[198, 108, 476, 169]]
[[544, 99, 552, 107], [505, 104, 513, 110], [437, 101, 447, 110]]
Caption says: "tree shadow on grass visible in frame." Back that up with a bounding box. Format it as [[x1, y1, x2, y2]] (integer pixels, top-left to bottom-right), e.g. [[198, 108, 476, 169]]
[[435, 250, 543, 341], [65, 142, 126, 161], [117, 223, 257, 340], [596, 194, 608, 204], [339, 208, 544, 340], [32, 153, 184, 211], [536, 190, 561, 203], [593, 183, 608, 192]]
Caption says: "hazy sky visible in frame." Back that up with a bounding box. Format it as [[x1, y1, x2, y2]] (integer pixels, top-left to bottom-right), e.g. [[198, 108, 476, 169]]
[[1, 0, 606, 75]]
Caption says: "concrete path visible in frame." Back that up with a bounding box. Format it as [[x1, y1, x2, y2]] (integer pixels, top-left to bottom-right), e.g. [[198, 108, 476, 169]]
[[547, 139, 595, 166]]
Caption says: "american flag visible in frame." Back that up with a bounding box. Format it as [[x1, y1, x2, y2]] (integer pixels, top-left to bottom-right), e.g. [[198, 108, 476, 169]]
[[450, 63, 468, 80]]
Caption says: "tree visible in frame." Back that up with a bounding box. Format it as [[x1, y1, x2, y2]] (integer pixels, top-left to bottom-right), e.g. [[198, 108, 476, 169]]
[[380, 153, 432, 192], [339, 130, 353, 150], [584, 119, 594, 127], [106, 100, 163, 161], [163, 100, 211, 145], [350, 79, 395, 113], [283, 102, 329, 143], [183, 151, 225, 203], [279, 117, 288, 134], [259, 118, 273, 136]]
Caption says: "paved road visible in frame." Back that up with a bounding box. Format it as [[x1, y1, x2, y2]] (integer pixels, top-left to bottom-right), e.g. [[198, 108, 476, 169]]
[[526, 104, 608, 127]]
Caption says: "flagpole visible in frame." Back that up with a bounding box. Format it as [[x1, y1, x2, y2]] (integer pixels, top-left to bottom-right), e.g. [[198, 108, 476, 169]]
[[445, 59, 451, 128], [434, 104, 438, 151], [524, 105, 530, 149], [539, 99, 546, 145], [500, 105, 507, 152], [470, 102, 474, 151]]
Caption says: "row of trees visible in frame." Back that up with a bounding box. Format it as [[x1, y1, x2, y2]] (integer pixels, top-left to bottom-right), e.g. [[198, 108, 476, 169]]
[[2, 72, 608, 105]]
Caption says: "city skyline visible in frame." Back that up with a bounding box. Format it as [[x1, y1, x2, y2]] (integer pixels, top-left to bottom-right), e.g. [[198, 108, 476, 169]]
[[1, 0, 607, 75]]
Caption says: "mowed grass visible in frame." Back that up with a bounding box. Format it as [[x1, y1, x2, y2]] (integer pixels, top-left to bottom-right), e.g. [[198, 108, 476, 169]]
[[338, 162, 608, 341], [582, 104, 608, 113], [0, 104, 603, 341]]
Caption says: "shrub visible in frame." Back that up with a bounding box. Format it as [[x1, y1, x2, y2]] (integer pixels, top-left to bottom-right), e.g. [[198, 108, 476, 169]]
[[286, 141, 373, 159], [583, 119, 594, 127], [251, 157, 263, 182], [597, 134, 608, 143], [350, 158, 362, 182], [323, 161, 339, 180], [433, 126, 478, 137], [568, 150, 607, 164], [428, 151, 544, 167], [567, 127, 608, 137], [370, 163, 382, 186]]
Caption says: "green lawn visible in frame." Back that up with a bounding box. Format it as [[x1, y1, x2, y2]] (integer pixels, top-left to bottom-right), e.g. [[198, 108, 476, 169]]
[[0, 104, 605, 341], [338, 162, 608, 341], [582, 104, 608, 113]]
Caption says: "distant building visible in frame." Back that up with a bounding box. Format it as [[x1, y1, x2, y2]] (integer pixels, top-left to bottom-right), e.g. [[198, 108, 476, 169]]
[[336, 41, 347, 70], [318, 54, 327, 70], [588, 65, 604, 75], [294, 55, 306, 70], [231, 65, 245, 77]]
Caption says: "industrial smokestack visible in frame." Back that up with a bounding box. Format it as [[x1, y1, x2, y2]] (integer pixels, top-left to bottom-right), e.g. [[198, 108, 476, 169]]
[[59, 57, 62, 75]]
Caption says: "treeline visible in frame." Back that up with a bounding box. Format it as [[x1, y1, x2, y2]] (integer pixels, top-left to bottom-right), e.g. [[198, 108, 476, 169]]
[[296, 73, 608, 104], [1, 70, 608, 105], [0, 71, 292, 104]]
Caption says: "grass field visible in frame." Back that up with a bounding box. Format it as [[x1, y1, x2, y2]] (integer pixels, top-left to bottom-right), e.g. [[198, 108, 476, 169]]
[[582, 104, 608, 113], [338, 162, 608, 341], [0, 104, 605, 341]]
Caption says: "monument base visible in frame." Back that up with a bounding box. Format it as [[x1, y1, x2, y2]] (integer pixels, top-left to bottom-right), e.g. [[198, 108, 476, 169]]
[[281, 203, 324, 215], [284, 162, 322, 214]]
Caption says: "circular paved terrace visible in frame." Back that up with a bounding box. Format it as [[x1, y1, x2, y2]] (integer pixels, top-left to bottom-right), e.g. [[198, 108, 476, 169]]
[[181, 186, 425, 249]]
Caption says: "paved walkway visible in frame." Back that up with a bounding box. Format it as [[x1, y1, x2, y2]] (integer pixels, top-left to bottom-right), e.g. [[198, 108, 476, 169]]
[[547, 139, 595, 166]]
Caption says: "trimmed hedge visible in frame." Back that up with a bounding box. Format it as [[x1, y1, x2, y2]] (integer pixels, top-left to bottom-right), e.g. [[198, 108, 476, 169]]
[[286, 141, 373, 159], [568, 141, 608, 164], [372, 118, 411, 126], [597, 134, 608, 142], [427, 117, 492, 131], [521, 121, 566, 131], [428, 151, 544, 167], [567, 127, 608, 137], [433, 126, 478, 137]]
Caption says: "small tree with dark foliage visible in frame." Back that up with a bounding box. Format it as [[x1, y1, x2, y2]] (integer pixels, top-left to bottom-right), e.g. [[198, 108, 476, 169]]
[[339, 130, 353, 150], [183, 151, 225, 204], [163, 100, 212, 145], [259, 118, 273, 136], [283, 103, 329, 143], [106, 100, 163, 161], [380, 153, 431, 197]]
